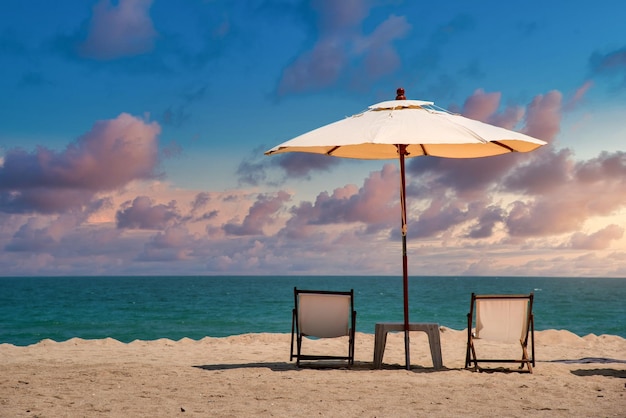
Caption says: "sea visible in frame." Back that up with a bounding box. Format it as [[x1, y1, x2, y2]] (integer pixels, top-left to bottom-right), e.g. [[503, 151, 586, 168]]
[[1, 276, 625, 346]]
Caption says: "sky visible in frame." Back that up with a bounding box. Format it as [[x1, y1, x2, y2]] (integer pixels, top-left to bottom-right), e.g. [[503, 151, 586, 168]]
[[0, 0, 625, 277]]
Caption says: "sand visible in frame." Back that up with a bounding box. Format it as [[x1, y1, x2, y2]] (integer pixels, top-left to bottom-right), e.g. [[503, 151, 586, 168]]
[[1, 329, 625, 417]]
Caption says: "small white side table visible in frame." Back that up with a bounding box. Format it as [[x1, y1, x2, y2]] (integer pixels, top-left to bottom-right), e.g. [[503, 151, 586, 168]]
[[373, 322, 443, 369]]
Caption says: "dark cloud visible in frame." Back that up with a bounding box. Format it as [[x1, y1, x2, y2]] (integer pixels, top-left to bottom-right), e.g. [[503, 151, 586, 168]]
[[5, 220, 58, 252], [409, 153, 522, 200], [276, 0, 409, 95], [223, 191, 290, 236], [503, 147, 573, 195], [280, 164, 398, 238], [276, 153, 340, 178], [116, 196, 180, 230], [191, 192, 210, 212], [236, 156, 269, 187], [590, 46, 626, 87], [136, 226, 194, 262], [466, 205, 505, 239], [237, 152, 341, 186]]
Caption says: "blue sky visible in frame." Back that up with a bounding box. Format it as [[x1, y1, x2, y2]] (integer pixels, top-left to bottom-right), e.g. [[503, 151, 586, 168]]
[[0, 0, 625, 277]]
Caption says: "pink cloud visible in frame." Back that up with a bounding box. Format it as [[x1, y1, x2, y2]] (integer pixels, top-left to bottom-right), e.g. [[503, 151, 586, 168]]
[[78, 0, 157, 60], [277, 40, 347, 95], [359, 15, 411, 80], [407, 195, 473, 239], [5, 207, 99, 253], [569, 224, 624, 250], [277, 1, 409, 95], [505, 151, 626, 237], [564, 80, 594, 111], [311, 0, 369, 32], [503, 148, 573, 195], [523, 90, 562, 142], [281, 164, 399, 238], [0, 113, 160, 214], [461, 89, 501, 122], [223, 191, 291, 236], [460, 89, 526, 130]]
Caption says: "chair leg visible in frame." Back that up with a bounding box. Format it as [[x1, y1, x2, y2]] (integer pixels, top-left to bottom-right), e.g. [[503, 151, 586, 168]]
[[465, 314, 474, 369], [290, 310, 296, 361], [296, 335, 302, 367], [521, 345, 532, 373]]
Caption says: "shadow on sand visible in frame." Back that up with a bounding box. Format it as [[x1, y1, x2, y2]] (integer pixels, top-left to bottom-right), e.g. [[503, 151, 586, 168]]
[[193, 361, 451, 373]]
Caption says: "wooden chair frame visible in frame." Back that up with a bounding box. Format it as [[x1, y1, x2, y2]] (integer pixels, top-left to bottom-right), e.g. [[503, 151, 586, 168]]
[[465, 293, 535, 373], [290, 288, 356, 367]]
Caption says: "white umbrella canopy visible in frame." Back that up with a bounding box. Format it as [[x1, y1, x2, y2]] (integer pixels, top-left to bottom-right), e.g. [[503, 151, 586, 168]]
[[265, 88, 546, 369], [266, 98, 545, 159]]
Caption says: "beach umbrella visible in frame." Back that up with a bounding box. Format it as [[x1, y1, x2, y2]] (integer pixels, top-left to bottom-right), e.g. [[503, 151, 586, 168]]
[[265, 88, 547, 369]]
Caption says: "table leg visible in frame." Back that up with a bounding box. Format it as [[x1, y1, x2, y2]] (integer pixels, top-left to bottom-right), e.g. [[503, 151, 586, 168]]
[[426, 325, 443, 370], [373, 324, 388, 369]]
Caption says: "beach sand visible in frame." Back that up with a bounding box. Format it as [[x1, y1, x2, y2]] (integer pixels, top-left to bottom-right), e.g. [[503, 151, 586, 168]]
[[1, 329, 624, 417]]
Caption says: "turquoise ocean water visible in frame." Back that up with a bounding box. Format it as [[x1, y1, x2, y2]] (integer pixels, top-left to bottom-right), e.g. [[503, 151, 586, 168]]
[[1, 276, 624, 346]]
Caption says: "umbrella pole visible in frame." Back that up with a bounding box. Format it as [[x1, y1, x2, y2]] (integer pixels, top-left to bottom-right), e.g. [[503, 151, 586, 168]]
[[398, 144, 411, 370]]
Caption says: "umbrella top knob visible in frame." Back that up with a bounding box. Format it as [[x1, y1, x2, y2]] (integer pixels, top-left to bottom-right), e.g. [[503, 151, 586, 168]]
[[396, 88, 406, 100]]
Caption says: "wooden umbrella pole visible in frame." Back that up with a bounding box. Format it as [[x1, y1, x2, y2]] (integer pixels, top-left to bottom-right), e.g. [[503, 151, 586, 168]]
[[396, 88, 411, 370], [398, 143, 411, 370]]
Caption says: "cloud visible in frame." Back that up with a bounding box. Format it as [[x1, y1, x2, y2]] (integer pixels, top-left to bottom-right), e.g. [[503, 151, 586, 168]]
[[78, 0, 158, 60], [407, 195, 474, 239], [523, 90, 562, 143], [459, 89, 525, 130], [461, 89, 502, 122], [504, 151, 626, 237], [223, 191, 291, 236], [236, 152, 270, 187], [5, 218, 58, 252], [311, 0, 370, 32], [1, 86, 624, 276], [277, 39, 347, 95], [137, 226, 195, 261], [503, 148, 573, 195], [406, 89, 561, 200], [568, 224, 624, 250], [564, 80, 594, 111], [275, 153, 340, 179], [116, 196, 180, 230], [277, 0, 409, 95], [589, 46, 626, 87], [0, 113, 161, 214], [5, 208, 99, 253], [280, 164, 398, 238], [355, 14, 411, 81], [237, 152, 341, 186], [466, 205, 505, 239]]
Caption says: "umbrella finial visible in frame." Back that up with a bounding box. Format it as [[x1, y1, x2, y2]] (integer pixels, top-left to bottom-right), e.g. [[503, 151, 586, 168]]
[[396, 88, 406, 100]]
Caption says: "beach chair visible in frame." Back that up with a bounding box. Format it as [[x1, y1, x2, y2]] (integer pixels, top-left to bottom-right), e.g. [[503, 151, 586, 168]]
[[290, 288, 356, 367], [465, 293, 535, 373]]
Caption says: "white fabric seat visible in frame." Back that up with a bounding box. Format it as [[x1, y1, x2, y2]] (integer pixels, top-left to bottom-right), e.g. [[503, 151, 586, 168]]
[[465, 293, 535, 373], [290, 288, 356, 367]]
